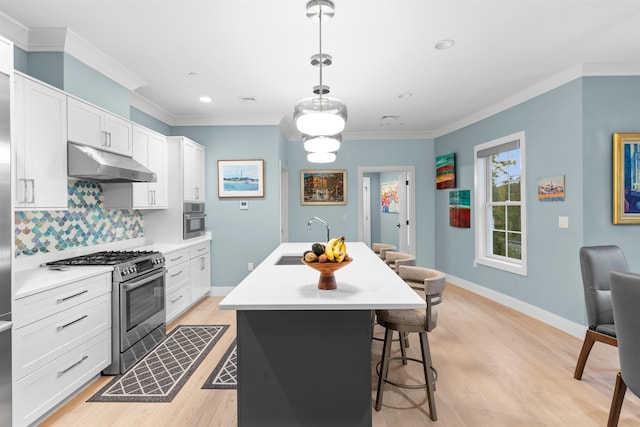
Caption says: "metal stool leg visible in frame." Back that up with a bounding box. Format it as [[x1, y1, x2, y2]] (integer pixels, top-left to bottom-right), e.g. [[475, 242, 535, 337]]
[[399, 331, 408, 365], [419, 331, 437, 421], [375, 327, 394, 411]]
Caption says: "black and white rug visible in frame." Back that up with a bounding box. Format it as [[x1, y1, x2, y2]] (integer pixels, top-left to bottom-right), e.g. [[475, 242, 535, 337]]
[[88, 325, 229, 403], [202, 338, 237, 389]]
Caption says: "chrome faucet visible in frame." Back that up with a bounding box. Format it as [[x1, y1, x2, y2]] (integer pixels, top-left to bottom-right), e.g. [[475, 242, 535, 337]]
[[307, 216, 330, 242]]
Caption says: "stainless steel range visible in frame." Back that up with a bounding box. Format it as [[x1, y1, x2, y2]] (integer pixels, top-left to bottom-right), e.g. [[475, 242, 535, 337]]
[[46, 250, 167, 375]]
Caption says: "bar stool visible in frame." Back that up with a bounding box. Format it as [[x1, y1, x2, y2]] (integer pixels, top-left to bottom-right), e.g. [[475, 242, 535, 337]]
[[374, 266, 446, 421], [384, 251, 416, 273], [373, 243, 396, 260]]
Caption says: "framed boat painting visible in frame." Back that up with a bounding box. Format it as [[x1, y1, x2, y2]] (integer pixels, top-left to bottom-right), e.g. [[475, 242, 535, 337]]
[[613, 133, 640, 224], [218, 159, 265, 198]]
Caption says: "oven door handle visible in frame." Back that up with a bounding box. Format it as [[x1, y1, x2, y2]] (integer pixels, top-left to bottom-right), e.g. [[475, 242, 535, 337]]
[[184, 213, 207, 219], [122, 269, 167, 291]]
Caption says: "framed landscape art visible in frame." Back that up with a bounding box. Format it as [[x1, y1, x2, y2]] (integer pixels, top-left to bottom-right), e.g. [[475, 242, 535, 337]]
[[218, 159, 265, 198]]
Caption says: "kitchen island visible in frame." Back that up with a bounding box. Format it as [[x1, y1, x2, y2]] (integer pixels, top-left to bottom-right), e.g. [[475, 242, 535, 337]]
[[219, 242, 425, 427]]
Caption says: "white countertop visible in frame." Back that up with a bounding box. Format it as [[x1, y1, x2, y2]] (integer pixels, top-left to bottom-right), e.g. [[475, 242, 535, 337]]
[[137, 232, 212, 254], [15, 265, 113, 299], [219, 242, 426, 311]]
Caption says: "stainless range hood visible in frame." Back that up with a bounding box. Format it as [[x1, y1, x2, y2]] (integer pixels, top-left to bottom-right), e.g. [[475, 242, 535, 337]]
[[67, 142, 156, 183]]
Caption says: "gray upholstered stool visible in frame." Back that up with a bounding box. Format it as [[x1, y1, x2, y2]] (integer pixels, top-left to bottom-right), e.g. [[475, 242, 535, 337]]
[[374, 266, 446, 421], [373, 243, 396, 261]]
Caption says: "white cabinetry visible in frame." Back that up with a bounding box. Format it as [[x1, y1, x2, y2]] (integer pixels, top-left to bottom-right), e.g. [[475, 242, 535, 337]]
[[13, 272, 112, 426], [67, 97, 132, 156], [164, 248, 191, 322], [180, 137, 205, 202], [0, 36, 12, 75], [190, 241, 211, 303], [14, 74, 68, 209], [103, 125, 168, 209]]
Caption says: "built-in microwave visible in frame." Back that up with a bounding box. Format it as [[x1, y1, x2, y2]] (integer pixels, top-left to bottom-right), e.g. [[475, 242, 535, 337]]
[[183, 202, 206, 240]]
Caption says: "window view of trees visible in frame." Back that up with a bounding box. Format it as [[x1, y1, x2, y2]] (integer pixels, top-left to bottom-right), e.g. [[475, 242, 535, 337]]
[[488, 149, 522, 260]]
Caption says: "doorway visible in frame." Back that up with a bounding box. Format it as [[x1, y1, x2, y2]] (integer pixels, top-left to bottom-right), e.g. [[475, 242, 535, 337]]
[[358, 166, 416, 256]]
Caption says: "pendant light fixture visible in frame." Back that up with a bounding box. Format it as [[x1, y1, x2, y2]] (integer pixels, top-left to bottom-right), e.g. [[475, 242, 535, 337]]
[[294, 0, 347, 163]]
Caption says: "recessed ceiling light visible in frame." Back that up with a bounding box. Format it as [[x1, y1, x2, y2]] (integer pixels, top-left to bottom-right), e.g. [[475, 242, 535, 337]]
[[398, 92, 412, 99], [200, 96, 212, 103], [188, 72, 199, 77], [434, 39, 455, 50]]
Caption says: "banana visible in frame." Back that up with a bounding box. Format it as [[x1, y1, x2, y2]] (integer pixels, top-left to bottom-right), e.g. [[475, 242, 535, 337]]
[[332, 237, 346, 262], [335, 241, 347, 263], [325, 237, 339, 261]]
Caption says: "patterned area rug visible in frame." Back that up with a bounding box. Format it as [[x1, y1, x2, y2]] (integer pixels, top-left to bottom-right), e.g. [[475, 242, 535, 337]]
[[88, 325, 229, 402], [202, 338, 237, 389]]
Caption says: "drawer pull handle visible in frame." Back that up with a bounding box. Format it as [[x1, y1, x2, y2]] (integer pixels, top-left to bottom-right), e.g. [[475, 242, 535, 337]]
[[57, 315, 88, 330], [57, 289, 88, 303], [170, 295, 183, 304], [58, 355, 88, 377], [170, 270, 184, 278], [170, 256, 184, 262], [197, 247, 207, 252]]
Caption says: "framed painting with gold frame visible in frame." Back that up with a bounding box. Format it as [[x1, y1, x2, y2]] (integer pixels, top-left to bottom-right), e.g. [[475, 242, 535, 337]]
[[613, 133, 640, 224], [300, 169, 347, 205]]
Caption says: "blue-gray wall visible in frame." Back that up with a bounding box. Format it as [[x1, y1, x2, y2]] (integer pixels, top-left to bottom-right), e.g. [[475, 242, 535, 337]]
[[434, 76, 640, 326]]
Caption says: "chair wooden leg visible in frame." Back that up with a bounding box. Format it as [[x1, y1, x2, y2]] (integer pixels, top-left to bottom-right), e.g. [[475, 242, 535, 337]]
[[574, 330, 597, 380], [375, 328, 394, 411], [607, 372, 627, 427], [419, 331, 437, 421], [399, 331, 408, 365]]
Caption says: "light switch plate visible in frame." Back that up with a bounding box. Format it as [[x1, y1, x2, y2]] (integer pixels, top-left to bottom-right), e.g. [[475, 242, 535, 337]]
[[558, 216, 569, 228], [240, 201, 248, 210]]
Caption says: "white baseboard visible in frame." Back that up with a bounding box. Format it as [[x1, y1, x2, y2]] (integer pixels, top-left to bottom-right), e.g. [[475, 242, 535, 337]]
[[445, 274, 586, 339], [208, 286, 234, 296]]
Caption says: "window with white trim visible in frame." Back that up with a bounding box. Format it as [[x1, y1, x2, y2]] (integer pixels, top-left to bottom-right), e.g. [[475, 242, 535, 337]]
[[474, 131, 527, 276]]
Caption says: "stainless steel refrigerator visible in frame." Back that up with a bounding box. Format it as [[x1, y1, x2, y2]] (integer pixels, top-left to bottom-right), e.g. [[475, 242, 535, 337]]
[[0, 64, 12, 427]]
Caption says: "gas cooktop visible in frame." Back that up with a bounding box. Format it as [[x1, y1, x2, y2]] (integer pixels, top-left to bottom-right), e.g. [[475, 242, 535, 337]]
[[46, 250, 161, 266]]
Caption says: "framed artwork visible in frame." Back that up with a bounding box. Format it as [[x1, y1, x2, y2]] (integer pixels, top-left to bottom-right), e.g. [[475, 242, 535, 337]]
[[381, 180, 399, 213], [300, 170, 347, 205], [436, 152, 456, 189], [218, 159, 265, 198], [613, 133, 640, 224], [449, 189, 471, 228], [537, 175, 565, 202]]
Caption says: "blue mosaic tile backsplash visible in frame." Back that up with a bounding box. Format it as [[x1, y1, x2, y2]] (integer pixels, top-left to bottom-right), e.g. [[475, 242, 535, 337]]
[[15, 180, 143, 257]]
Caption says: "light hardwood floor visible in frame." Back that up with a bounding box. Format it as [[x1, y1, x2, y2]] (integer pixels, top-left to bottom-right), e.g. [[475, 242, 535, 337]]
[[39, 284, 640, 426]]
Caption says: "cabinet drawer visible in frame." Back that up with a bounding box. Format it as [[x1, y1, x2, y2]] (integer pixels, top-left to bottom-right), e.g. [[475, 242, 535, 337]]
[[14, 294, 110, 380], [190, 241, 210, 258], [166, 261, 190, 293], [166, 284, 191, 322], [14, 330, 111, 427], [14, 272, 111, 328], [165, 248, 190, 269]]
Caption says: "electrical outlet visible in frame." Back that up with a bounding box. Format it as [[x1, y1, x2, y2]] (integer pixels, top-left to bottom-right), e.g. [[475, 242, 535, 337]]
[[248, 262, 254, 271]]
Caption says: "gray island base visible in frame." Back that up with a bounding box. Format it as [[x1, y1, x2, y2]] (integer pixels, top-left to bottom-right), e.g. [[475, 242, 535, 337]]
[[237, 310, 372, 426]]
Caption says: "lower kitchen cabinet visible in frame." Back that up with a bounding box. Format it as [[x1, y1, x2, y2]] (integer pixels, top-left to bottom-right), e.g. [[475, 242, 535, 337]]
[[162, 239, 211, 322], [13, 271, 112, 426], [190, 241, 211, 304]]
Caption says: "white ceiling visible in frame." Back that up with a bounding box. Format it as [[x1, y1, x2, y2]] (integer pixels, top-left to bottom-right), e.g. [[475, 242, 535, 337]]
[[1, 0, 639, 140]]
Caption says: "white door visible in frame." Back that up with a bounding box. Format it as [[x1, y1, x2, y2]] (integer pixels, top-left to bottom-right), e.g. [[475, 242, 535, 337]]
[[397, 171, 412, 253], [362, 177, 371, 246]]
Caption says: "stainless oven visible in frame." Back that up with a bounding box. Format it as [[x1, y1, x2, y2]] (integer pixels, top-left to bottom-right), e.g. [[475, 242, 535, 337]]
[[184, 202, 206, 240]]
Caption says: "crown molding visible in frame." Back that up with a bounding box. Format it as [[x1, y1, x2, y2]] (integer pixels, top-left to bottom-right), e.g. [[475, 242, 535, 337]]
[[0, 12, 28, 50], [130, 92, 175, 126], [434, 62, 640, 138]]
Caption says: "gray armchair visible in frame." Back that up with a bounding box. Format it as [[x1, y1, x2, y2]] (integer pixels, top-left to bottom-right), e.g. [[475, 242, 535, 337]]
[[574, 245, 629, 380], [607, 271, 640, 426]]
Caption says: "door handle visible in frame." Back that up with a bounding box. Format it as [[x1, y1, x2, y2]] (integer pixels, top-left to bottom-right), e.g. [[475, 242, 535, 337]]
[[396, 223, 401, 228]]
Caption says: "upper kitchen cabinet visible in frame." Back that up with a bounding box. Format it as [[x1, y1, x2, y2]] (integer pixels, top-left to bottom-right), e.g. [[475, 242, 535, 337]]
[[13, 74, 68, 210], [67, 97, 132, 156], [103, 125, 168, 209], [170, 137, 205, 202]]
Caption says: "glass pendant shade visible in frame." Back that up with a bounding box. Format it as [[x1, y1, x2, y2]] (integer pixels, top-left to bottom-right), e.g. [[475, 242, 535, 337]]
[[303, 135, 341, 153], [307, 151, 337, 163], [294, 96, 347, 136]]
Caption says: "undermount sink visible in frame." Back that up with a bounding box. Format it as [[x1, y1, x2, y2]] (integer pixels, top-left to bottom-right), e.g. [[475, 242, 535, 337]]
[[275, 255, 303, 266]]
